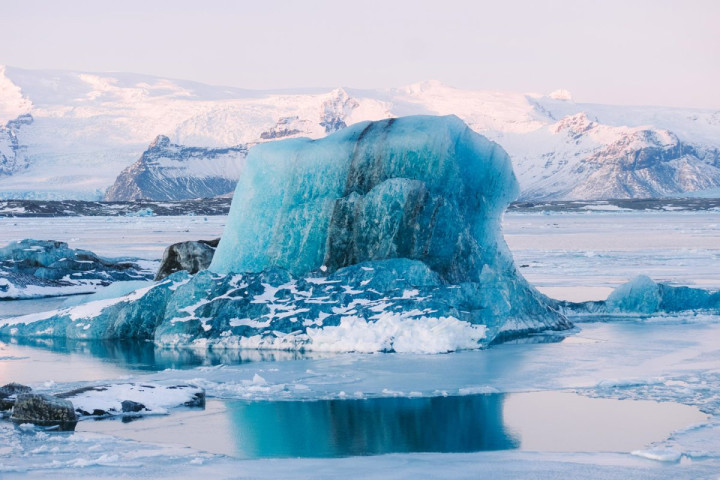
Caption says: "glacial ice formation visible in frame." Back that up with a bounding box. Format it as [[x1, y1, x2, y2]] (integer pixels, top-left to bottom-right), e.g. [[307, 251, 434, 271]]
[[210, 115, 518, 281], [555, 275, 720, 317], [0, 116, 571, 352], [604, 275, 720, 314], [0, 239, 154, 299]]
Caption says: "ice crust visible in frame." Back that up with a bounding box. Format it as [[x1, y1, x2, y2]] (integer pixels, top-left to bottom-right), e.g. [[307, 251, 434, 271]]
[[0, 116, 570, 351], [0, 239, 154, 299]]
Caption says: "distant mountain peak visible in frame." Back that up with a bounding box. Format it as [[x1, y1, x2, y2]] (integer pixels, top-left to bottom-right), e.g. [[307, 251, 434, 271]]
[[149, 134, 172, 149], [2, 66, 720, 201], [548, 89, 573, 101], [551, 112, 596, 135], [401, 80, 451, 95], [0, 66, 33, 124]]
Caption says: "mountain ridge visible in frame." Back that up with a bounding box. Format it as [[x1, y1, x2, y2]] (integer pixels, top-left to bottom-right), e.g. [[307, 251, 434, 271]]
[[1, 65, 719, 201]]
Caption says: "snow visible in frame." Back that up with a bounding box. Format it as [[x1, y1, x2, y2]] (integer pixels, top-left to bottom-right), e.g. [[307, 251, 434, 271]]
[[548, 89, 573, 101], [0, 66, 32, 123], [2, 65, 720, 201], [62, 383, 203, 416], [304, 315, 487, 354]]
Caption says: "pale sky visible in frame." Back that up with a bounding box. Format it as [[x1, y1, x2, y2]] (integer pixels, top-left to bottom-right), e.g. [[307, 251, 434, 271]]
[[1, 0, 719, 108]]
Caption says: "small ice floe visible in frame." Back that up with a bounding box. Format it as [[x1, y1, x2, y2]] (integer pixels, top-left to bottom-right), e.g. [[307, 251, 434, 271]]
[[1, 381, 206, 432], [631, 447, 683, 462], [56, 383, 205, 418]]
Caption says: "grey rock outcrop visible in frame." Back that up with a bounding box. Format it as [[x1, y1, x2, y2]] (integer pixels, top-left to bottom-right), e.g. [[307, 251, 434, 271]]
[[11, 393, 78, 431], [0, 383, 32, 410], [155, 238, 220, 281], [0, 114, 32, 177]]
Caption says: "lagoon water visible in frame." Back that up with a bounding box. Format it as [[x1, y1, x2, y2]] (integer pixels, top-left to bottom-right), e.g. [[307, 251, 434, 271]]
[[1, 210, 719, 477], [78, 393, 705, 458]]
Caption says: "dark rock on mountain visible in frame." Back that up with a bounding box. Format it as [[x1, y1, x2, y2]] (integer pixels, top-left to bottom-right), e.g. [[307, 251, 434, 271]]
[[104, 135, 247, 201], [568, 130, 720, 199], [320, 88, 357, 133], [260, 117, 303, 139], [0, 113, 32, 177]]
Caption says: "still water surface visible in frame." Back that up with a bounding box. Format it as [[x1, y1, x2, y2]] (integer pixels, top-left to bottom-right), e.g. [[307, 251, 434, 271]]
[[80, 393, 706, 458]]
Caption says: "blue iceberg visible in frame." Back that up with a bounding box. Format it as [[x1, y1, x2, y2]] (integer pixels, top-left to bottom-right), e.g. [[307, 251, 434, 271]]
[[0, 116, 571, 353], [556, 275, 720, 317], [604, 275, 720, 314]]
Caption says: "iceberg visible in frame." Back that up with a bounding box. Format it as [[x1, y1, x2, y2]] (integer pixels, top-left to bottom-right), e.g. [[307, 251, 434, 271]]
[[211, 115, 517, 281], [605, 275, 720, 314], [557, 275, 720, 316], [0, 115, 571, 352]]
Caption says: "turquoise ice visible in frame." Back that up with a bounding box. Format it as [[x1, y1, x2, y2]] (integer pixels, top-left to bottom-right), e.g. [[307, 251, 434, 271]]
[[211, 115, 518, 282], [0, 115, 572, 351]]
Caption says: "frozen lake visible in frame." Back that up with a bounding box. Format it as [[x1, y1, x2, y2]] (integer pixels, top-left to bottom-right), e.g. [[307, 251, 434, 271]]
[[1, 209, 719, 478]]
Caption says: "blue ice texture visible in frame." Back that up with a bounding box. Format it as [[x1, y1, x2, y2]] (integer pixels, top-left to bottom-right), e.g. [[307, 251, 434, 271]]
[[0, 239, 154, 299], [605, 275, 720, 314], [0, 115, 599, 351]]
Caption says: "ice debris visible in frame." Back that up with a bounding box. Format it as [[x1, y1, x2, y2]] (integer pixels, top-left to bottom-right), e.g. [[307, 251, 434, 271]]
[[559, 275, 720, 316], [56, 383, 206, 417], [0, 116, 572, 352], [0, 239, 154, 299]]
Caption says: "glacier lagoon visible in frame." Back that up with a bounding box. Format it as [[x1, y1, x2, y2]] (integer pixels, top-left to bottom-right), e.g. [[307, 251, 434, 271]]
[[1, 114, 720, 477], [0, 116, 571, 350], [1, 207, 720, 478]]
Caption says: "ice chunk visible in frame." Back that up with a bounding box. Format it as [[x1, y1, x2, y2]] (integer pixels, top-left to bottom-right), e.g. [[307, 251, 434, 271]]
[[0, 239, 154, 299], [211, 115, 519, 282], [606, 275, 720, 314], [559, 275, 720, 316], [0, 116, 570, 351], [605, 275, 662, 314]]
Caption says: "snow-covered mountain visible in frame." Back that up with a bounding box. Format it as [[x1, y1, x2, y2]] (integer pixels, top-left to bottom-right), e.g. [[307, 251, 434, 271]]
[[104, 135, 247, 201], [1, 65, 719, 201]]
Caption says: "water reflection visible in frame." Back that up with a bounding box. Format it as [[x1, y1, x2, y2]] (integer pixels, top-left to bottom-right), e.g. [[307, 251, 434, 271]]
[[2, 336, 326, 372], [228, 395, 520, 458], [80, 392, 707, 458]]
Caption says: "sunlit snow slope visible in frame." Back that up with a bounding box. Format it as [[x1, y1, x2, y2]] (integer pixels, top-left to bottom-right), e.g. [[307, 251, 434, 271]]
[[1, 66, 719, 200]]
